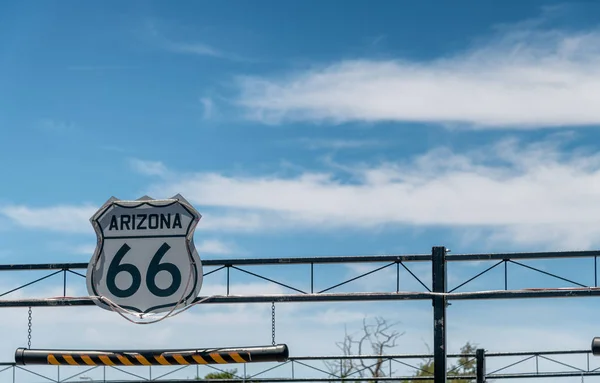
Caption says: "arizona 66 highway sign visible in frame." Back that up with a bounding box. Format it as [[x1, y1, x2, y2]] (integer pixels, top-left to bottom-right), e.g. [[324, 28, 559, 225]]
[[86, 195, 202, 315]]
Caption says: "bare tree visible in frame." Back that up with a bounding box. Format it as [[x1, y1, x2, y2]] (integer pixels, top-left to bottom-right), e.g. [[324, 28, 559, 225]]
[[326, 317, 405, 380]]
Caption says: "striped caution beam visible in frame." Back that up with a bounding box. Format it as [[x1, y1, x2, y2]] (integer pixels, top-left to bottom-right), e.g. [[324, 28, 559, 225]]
[[15, 344, 289, 366]]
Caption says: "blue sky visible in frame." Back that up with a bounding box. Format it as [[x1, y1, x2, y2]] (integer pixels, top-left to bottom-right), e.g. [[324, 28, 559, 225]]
[[2, 1, 600, 381]]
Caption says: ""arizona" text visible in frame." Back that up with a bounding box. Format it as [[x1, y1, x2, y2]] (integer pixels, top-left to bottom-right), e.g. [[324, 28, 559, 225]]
[[108, 213, 183, 231]]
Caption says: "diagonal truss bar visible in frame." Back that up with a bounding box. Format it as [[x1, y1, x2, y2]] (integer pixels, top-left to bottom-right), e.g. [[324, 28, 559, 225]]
[[15, 366, 58, 382], [509, 260, 588, 288], [487, 355, 536, 375], [399, 261, 431, 292], [292, 360, 341, 378], [0, 365, 12, 374], [344, 359, 386, 378], [60, 365, 98, 381], [152, 364, 190, 380], [318, 262, 395, 294], [537, 354, 585, 372], [109, 365, 150, 381], [392, 358, 434, 376], [230, 266, 307, 294], [0, 270, 63, 298], [446, 357, 475, 374], [66, 269, 86, 279], [249, 360, 290, 378], [203, 363, 246, 380], [202, 265, 227, 279], [449, 260, 504, 293]]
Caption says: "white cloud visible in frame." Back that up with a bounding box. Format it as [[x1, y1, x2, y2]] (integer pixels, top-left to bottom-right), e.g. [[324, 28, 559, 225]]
[[196, 239, 237, 255], [71, 244, 96, 256], [235, 22, 600, 128], [0, 205, 96, 233], [168, 41, 223, 58], [0, 204, 268, 234], [296, 138, 385, 150], [197, 211, 276, 233], [128, 158, 168, 176], [6, 136, 600, 248], [37, 118, 76, 133], [148, 136, 600, 249], [200, 97, 214, 119]]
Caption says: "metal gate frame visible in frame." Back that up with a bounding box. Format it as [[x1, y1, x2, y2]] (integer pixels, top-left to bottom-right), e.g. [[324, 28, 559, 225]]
[[1, 246, 600, 382]]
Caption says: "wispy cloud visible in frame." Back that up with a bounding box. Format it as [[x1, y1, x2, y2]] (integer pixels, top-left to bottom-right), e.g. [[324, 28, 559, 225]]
[[71, 244, 96, 256], [37, 119, 77, 134], [235, 16, 600, 129], [9, 135, 600, 248], [145, 135, 600, 248], [165, 40, 253, 62], [200, 97, 215, 119], [145, 19, 250, 62], [128, 158, 169, 176], [67, 65, 136, 71], [0, 205, 96, 234], [296, 138, 386, 150], [0, 204, 271, 234], [168, 41, 224, 58], [100, 145, 127, 153], [196, 239, 238, 255]]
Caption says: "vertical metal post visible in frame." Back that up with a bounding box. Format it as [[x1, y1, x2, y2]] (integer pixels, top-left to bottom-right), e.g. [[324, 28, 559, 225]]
[[226, 266, 230, 295], [476, 349, 485, 383], [432, 246, 447, 383], [396, 262, 400, 292], [310, 263, 314, 293]]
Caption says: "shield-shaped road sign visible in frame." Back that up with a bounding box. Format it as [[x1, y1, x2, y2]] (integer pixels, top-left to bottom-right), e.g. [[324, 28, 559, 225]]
[[86, 195, 203, 315]]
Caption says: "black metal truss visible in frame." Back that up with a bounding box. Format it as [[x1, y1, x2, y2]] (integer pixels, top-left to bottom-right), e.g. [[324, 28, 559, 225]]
[[1, 250, 600, 307], [2, 248, 600, 382], [1, 349, 600, 382]]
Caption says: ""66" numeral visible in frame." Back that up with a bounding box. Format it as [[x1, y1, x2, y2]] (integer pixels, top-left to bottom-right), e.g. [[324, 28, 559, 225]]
[[106, 243, 182, 298]]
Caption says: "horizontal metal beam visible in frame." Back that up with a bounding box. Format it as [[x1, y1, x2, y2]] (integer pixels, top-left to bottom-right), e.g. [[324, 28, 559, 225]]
[[5, 377, 470, 382], [0, 263, 88, 271], [289, 349, 591, 360], [485, 349, 589, 357], [3, 288, 600, 308], [1, 249, 599, 272], [0, 255, 429, 271], [5, 374, 598, 382], [448, 250, 600, 261], [1, 349, 591, 365], [490, 372, 600, 379], [15, 345, 289, 366]]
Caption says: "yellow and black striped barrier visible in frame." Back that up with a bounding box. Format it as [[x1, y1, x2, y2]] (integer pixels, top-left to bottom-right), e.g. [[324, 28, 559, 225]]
[[15, 344, 289, 366]]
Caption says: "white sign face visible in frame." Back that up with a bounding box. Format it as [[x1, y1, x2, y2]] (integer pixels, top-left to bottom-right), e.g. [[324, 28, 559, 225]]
[[86, 195, 202, 315]]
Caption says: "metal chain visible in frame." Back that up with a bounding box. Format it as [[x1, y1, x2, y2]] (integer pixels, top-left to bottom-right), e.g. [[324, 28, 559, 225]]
[[271, 302, 276, 346], [27, 307, 32, 349]]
